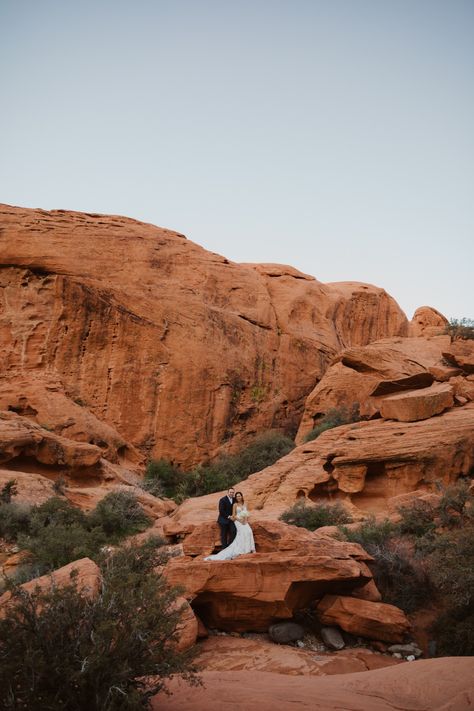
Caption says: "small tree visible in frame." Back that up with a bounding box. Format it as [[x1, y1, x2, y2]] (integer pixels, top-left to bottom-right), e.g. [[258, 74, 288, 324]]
[[0, 540, 199, 710], [0, 479, 18, 505]]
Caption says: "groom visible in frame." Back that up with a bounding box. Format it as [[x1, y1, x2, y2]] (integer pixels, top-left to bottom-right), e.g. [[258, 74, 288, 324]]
[[217, 487, 236, 549]]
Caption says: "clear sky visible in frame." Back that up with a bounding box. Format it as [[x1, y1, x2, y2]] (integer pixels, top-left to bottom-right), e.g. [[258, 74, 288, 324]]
[[1, 0, 473, 319]]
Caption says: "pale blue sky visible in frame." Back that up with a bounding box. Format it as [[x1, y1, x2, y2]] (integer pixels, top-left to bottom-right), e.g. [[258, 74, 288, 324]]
[[1, 0, 473, 319]]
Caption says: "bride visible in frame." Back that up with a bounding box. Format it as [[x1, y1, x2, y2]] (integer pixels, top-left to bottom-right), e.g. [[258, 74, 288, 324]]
[[205, 491, 256, 561]]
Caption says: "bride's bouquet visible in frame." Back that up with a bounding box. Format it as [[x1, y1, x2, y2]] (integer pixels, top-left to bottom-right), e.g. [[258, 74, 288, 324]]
[[238, 508, 249, 521]]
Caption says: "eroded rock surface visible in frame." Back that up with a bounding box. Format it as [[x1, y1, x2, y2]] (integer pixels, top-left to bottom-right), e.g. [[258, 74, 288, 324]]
[[0, 204, 408, 468]]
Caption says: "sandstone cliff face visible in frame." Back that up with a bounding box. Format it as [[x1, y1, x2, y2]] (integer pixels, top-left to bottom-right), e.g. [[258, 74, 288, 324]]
[[0, 204, 408, 468]]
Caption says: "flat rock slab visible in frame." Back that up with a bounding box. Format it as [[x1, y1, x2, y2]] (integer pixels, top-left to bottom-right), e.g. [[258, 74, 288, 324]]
[[379, 382, 454, 422], [155, 658, 474, 711]]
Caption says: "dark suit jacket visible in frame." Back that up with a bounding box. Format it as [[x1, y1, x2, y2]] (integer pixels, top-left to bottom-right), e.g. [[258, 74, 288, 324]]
[[218, 496, 234, 525]]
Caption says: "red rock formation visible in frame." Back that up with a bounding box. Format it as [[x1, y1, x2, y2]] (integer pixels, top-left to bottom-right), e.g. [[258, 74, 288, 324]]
[[379, 382, 454, 422], [160, 404, 474, 520], [409, 306, 448, 337], [316, 595, 410, 643], [195, 636, 400, 675], [0, 204, 408, 468], [0, 558, 101, 617], [164, 528, 377, 632], [155, 658, 474, 711], [296, 335, 456, 439]]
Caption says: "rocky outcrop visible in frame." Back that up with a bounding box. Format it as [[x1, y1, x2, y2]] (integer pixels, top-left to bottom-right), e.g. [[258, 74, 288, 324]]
[[164, 521, 385, 633], [0, 204, 408, 468], [296, 335, 460, 439], [0, 410, 103, 469], [443, 340, 474, 373], [194, 636, 400, 675], [161, 405, 474, 520], [156, 658, 474, 711], [316, 595, 410, 643], [409, 306, 448, 337], [379, 382, 454, 422], [0, 558, 101, 617]]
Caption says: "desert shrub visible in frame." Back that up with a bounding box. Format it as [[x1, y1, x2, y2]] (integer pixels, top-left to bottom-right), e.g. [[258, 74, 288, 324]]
[[368, 539, 433, 613], [0, 479, 18, 504], [52, 475, 68, 495], [89, 490, 151, 538], [0, 502, 32, 542], [340, 520, 430, 613], [0, 540, 199, 710], [20, 523, 107, 572], [280, 500, 352, 531], [304, 404, 360, 442], [445, 317, 474, 340], [18, 493, 150, 573], [144, 459, 185, 499], [437, 479, 473, 528], [427, 522, 474, 655], [397, 499, 436, 537], [340, 516, 396, 549], [432, 607, 474, 656], [145, 431, 295, 503]]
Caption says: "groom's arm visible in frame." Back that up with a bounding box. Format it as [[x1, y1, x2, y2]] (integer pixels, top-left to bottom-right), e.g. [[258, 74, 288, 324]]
[[218, 497, 227, 518]]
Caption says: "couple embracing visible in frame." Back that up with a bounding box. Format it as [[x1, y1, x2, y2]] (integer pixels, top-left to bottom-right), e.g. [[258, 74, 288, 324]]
[[204, 487, 256, 561]]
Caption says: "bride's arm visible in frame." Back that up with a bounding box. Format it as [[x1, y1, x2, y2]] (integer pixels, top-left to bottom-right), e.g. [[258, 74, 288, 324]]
[[230, 503, 237, 521]]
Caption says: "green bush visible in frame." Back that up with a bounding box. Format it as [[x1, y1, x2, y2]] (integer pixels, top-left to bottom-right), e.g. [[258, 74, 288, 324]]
[[427, 522, 474, 655], [445, 317, 474, 340], [0, 479, 18, 504], [304, 404, 360, 442], [339, 516, 396, 549], [437, 480, 473, 528], [280, 500, 352, 531], [0, 540, 199, 710], [144, 459, 185, 498], [145, 431, 295, 503], [368, 539, 433, 613], [89, 490, 151, 538], [432, 608, 474, 656], [339, 519, 431, 613], [397, 499, 436, 537], [0, 502, 31, 542], [16, 493, 151, 574]]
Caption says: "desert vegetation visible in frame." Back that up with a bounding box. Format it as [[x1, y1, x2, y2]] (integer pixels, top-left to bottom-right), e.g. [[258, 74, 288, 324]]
[[280, 500, 353, 530], [0, 539, 199, 710], [0, 489, 151, 578], [445, 317, 474, 340], [304, 404, 361, 443], [144, 431, 295, 502], [340, 479, 474, 655]]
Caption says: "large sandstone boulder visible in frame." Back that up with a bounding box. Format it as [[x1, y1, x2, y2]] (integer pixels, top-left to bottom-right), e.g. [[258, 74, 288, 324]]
[[296, 335, 454, 440], [379, 382, 454, 422], [316, 594, 410, 643], [0, 411, 102, 469], [0, 204, 408, 468], [409, 306, 448, 337], [164, 532, 374, 632], [443, 340, 474, 373], [0, 558, 101, 617]]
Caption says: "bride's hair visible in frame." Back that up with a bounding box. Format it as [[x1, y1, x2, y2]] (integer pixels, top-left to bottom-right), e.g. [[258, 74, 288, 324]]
[[235, 491, 244, 502]]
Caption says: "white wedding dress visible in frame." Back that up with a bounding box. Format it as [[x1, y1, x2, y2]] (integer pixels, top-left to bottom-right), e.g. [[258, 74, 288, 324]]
[[205, 505, 256, 561]]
